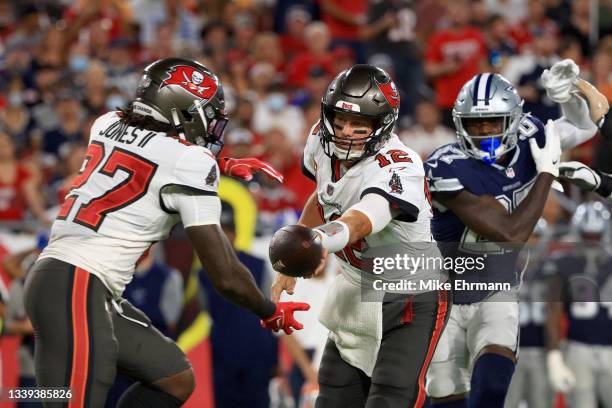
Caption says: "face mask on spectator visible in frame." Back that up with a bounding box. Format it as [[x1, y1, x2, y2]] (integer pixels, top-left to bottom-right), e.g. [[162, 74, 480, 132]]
[[106, 95, 127, 110], [8, 92, 23, 107], [266, 93, 287, 112], [69, 55, 90, 73]]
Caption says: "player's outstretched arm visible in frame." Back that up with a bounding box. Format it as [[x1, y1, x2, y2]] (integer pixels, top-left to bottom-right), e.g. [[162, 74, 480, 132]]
[[559, 161, 612, 200], [541, 59, 608, 149], [186, 225, 310, 334], [187, 224, 277, 317], [435, 120, 561, 244]]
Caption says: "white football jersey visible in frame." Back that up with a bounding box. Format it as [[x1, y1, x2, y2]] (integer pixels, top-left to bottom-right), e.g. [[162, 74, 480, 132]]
[[303, 122, 445, 285], [40, 111, 219, 297]]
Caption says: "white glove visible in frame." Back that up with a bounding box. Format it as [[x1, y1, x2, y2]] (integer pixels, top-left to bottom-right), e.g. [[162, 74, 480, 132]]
[[547, 349, 576, 393], [529, 120, 562, 177], [558, 161, 601, 191], [541, 59, 580, 103]]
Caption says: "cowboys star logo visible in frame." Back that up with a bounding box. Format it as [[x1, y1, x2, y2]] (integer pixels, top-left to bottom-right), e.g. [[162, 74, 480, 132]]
[[161, 65, 218, 100]]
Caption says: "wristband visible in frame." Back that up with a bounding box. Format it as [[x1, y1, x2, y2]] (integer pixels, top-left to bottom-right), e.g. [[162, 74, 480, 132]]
[[314, 220, 350, 253]]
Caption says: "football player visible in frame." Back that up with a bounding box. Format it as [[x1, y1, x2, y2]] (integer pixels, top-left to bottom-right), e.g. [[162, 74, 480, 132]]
[[504, 219, 555, 408], [545, 201, 612, 408], [423, 60, 605, 408], [271, 64, 450, 407], [23, 58, 308, 408]]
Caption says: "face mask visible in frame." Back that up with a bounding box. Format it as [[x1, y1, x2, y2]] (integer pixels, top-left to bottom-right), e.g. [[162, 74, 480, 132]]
[[266, 93, 287, 112], [106, 95, 126, 110], [69, 55, 90, 73]]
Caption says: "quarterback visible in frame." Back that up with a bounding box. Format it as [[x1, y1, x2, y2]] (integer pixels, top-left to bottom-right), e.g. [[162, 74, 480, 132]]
[[424, 60, 607, 408], [24, 58, 307, 408], [272, 64, 450, 407]]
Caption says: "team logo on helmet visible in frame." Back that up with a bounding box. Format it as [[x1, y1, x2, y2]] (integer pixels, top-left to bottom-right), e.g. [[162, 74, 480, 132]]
[[161, 65, 217, 100], [375, 78, 400, 109]]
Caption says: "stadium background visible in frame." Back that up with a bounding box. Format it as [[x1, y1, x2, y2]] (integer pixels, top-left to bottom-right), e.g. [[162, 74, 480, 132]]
[[0, 0, 611, 407]]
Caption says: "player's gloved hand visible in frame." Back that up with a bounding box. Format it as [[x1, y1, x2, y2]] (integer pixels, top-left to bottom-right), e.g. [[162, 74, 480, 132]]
[[547, 349, 576, 393], [261, 301, 310, 334], [558, 161, 601, 191], [541, 59, 579, 103], [218, 157, 284, 183], [529, 120, 562, 177]]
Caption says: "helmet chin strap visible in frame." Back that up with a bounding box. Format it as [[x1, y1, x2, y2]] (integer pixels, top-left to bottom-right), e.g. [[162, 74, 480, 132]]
[[170, 108, 187, 140]]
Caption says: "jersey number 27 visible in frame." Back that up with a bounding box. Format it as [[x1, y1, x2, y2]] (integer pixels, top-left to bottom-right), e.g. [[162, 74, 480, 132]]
[[57, 141, 157, 231]]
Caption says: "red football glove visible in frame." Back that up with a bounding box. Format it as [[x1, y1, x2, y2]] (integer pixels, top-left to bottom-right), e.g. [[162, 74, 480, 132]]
[[218, 157, 284, 183], [261, 301, 310, 334]]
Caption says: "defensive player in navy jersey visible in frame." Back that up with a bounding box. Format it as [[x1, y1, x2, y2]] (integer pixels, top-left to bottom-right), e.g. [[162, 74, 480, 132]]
[[545, 201, 612, 408], [423, 59, 605, 408], [505, 219, 554, 408]]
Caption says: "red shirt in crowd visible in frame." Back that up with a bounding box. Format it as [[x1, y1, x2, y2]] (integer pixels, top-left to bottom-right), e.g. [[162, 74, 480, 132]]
[[0, 164, 31, 221], [320, 0, 367, 40], [286, 52, 336, 87], [425, 27, 487, 108], [510, 19, 559, 52]]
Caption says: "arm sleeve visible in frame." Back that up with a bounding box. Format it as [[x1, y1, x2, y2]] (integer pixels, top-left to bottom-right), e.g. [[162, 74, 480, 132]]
[[348, 193, 395, 234], [162, 188, 221, 227], [555, 95, 598, 150]]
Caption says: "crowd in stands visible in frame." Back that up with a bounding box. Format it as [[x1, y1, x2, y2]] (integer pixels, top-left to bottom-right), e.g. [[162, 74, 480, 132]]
[[1, 0, 612, 406]]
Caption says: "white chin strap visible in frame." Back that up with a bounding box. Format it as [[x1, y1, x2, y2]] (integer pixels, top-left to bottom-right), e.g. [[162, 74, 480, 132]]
[[331, 143, 365, 161]]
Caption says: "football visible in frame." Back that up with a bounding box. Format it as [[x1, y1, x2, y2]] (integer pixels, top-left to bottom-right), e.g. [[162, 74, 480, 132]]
[[269, 225, 324, 277]]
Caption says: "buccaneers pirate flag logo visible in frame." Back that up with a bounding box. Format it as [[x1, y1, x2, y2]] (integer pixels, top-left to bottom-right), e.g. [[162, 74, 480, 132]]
[[161, 65, 218, 100]]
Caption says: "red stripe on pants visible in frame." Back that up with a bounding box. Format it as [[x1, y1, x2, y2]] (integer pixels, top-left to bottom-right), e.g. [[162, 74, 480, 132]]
[[413, 290, 449, 408], [69, 268, 90, 408]]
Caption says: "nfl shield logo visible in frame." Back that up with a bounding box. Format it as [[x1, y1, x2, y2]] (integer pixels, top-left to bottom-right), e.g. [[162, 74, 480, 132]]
[[327, 184, 334, 195], [505, 167, 515, 178]]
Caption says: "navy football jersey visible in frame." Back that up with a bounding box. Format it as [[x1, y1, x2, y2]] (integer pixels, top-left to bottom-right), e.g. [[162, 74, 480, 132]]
[[543, 252, 612, 345], [425, 115, 545, 303], [518, 260, 550, 348]]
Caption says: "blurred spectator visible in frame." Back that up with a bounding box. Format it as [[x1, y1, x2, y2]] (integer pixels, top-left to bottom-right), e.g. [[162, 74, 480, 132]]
[[591, 42, 612, 102], [510, 0, 559, 53], [0, 132, 48, 225], [257, 127, 315, 213], [42, 92, 86, 156], [503, 28, 560, 123], [365, 0, 423, 118], [51, 142, 86, 207], [320, 0, 368, 62], [484, 14, 517, 73], [199, 201, 278, 408], [123, 247, 184, 338], [201, 21, 231, 71], [250, 32, 285, 74], [0, 82, 34, 153], [280, 6, 311, 60], [286, 21, 334, 88], [81, 61, 109, 117], [425, 0, 488, 127], [561, 0, 593, 58], [5, 4, 44, 52], [223, 128, 260, 159], [399, 100, 456, 159], [253, 83, 305, 144], [483, 0, 527, 25], [330, 45, 356, 75], [291, 66, 330, 108], [228, 11, 258, 64], [105, 38, 138, 97]]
